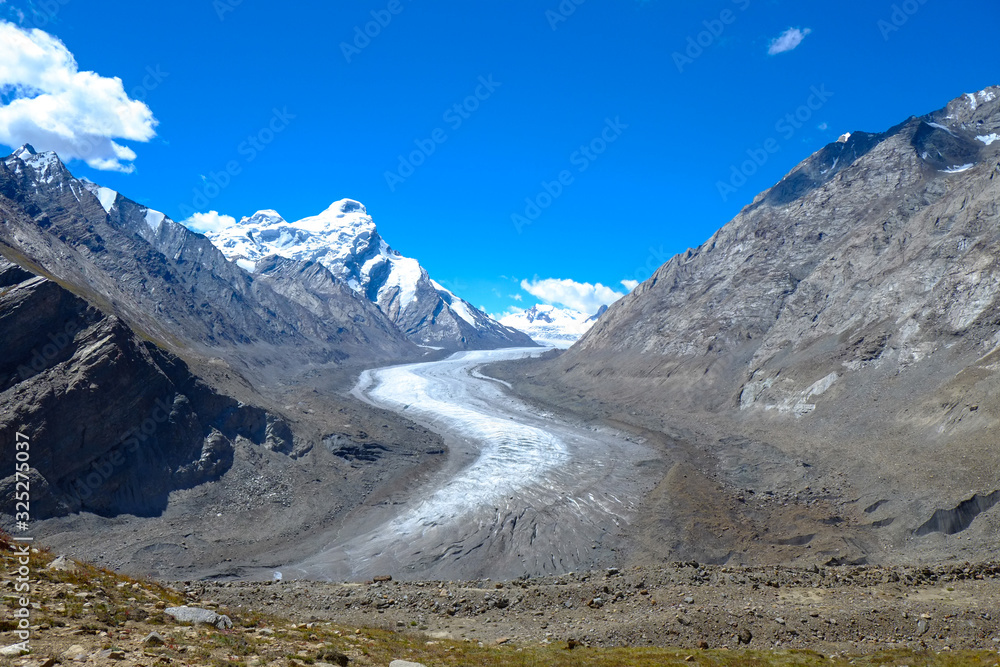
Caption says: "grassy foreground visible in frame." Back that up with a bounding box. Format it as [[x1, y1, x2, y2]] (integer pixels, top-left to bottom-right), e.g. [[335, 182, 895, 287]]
[[2, 535, 998, 667]]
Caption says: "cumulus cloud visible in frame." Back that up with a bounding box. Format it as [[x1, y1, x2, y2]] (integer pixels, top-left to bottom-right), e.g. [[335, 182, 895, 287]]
[[181, 211, 236, 234], [520, 277, 626, 314], [767, 27, 811, 55], [620, 279, 640, 291], [0, 20, 157, 172]]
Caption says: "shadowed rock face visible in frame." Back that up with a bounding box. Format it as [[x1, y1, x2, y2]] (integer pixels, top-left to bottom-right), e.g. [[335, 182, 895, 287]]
[[0, 260, 292, 518], [526, 86, 1000, 563], [915, 491, 1000, 536]]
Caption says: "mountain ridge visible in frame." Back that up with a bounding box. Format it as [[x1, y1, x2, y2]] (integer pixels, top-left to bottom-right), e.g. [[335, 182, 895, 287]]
[[495, 85, 1000, 567], [0, 143, 452, 577]]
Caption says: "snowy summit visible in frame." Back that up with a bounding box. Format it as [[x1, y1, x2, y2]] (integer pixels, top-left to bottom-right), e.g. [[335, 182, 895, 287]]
[[207, 199, 533, 350]]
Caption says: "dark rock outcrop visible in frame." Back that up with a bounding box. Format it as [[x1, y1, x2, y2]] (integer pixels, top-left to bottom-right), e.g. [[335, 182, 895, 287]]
[[0, 262, 292, 518]]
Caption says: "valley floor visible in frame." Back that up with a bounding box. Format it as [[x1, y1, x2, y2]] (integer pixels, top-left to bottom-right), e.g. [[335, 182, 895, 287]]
[[287, 348, 655, 582], [13, 352, 1000, 665]]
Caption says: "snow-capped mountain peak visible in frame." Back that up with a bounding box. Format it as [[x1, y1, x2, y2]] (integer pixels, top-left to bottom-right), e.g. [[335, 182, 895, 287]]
[[293, 199, 371, 233], [13, 143, 37, 159], [5, 144, 66, 185], [242, 209, 286, 226], [206, 200, 535, 350]]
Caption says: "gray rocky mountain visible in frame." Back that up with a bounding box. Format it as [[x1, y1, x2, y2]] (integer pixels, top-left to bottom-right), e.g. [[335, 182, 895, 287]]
[[502, 86, 1000, 566]]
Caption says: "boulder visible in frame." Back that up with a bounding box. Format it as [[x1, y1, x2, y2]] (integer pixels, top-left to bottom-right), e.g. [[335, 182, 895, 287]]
[[0, 644, 29, 656], [142, 631, 167, 645], [164, 605, 233, 629], [47, 555, 77, 571]]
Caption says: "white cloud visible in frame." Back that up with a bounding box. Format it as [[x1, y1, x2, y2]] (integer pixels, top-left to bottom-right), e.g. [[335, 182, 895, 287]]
[[181, 211, 236, 233], [767, 27, 812, 55], [620, 279, 639, 291], [520, 277, 625, 315], [0, 21, 157, 172], [818, 122, 828, 131], [509, 293, 523, 301]]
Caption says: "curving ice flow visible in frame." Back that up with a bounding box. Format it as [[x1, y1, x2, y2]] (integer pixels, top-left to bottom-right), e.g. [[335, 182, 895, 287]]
[[288, 348, 656, 582], [360, 354, 570, 526]]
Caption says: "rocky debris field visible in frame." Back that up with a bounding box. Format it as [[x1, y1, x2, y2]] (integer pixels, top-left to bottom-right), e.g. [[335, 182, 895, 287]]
[[4, 544, 1000, 667], [201, 561, 1000, 654]]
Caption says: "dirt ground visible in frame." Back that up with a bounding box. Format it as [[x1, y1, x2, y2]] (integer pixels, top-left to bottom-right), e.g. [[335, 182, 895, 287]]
[[197, 561, 1000, 653]]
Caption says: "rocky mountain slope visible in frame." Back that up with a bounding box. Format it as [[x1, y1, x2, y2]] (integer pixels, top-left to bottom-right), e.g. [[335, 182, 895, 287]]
[[0, 147, 448, 574], [499, 303, 600, 347], [0, 146, 416, 375], [503, 86, 1000, 567], [0, 257, 292, 518], [207, 202, 534, 350]]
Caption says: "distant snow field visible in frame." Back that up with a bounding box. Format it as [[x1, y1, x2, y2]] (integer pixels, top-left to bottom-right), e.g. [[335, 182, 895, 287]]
[[500, 303, 601, 348]]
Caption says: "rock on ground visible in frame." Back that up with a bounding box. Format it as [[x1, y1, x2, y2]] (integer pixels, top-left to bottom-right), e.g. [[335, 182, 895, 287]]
[[164, 605, 233, 629]]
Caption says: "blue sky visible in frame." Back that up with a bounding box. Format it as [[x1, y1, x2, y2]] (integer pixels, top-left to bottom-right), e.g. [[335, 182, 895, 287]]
[[1, 0, 997, 316]]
